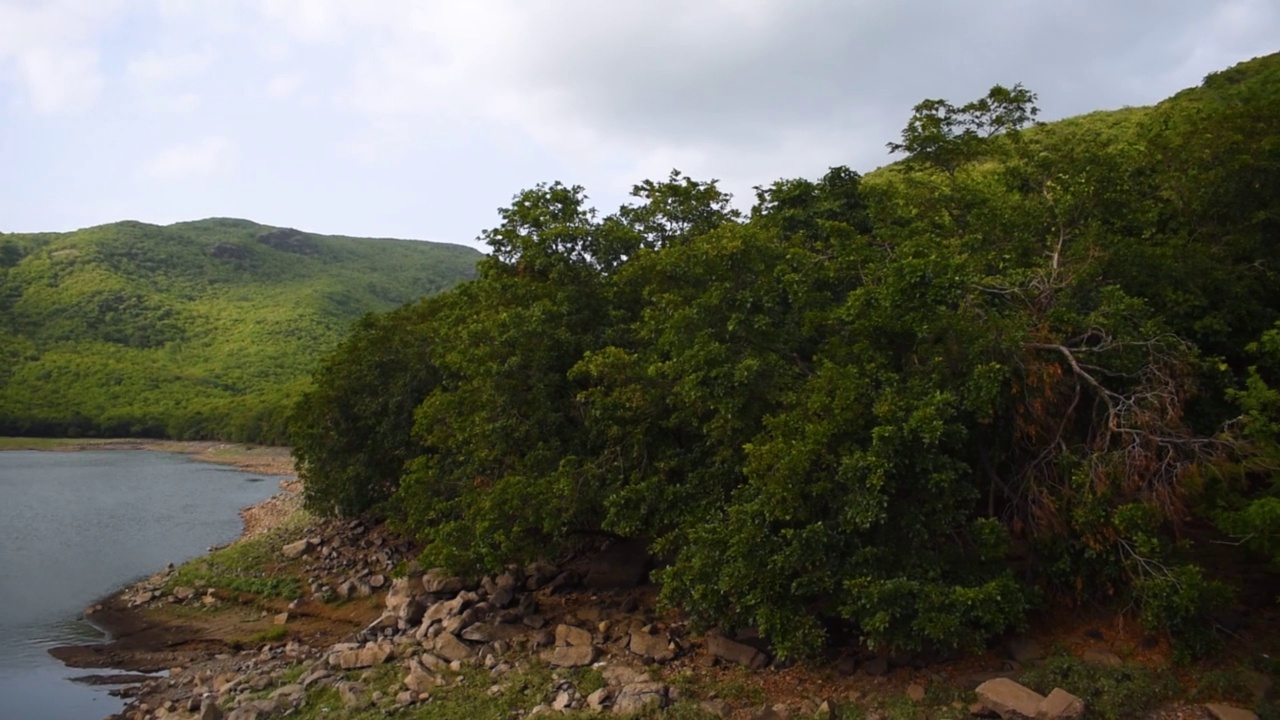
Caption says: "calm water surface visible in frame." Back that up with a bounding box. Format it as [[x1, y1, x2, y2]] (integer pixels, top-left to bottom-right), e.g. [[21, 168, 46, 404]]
[[0, 450, 283, 720]]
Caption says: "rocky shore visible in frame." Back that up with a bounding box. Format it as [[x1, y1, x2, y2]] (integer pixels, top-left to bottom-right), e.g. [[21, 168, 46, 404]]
[[40, 447, 1270, 720]]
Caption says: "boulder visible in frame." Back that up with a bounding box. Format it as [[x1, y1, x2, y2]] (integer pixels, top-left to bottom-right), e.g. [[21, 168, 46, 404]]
[[1204, 704, 1260, 720], [974, 678, 1045, 719], [280, 539, 314, 560], [1038, 688, 1085, 719], [628, 630, 674, 663], [433, 633, 474, 663], [337, 681, 370, 710], [612, 681, 668, 715], [555, 623, 593, 647], [422, 568, 465, 595], [542, 645, 598, 668], [706, 635, 768, 670], [403, 669, 436, 695]]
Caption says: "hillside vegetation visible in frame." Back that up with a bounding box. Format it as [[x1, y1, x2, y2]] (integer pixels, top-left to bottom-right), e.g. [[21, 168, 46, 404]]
[[0, 219, 480, 443], [292, 51, 1280, 662]]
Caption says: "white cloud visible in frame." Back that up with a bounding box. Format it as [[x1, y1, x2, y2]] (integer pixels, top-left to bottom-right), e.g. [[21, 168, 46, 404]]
[[266, 73, 303, 98], [127, 48, 215, 86], [0, 0, 121, 113], [143, 137, 239, 180]]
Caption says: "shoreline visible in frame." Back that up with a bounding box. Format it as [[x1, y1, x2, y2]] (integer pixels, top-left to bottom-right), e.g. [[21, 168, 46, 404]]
[[0, 438, 296, 478]]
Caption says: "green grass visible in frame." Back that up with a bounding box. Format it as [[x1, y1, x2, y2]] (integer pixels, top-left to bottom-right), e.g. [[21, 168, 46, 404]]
[[165, 509, 312, 600]]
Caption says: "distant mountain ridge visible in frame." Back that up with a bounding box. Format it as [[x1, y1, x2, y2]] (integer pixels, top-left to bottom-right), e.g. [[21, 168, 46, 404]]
[[0, 218, 482, 442]]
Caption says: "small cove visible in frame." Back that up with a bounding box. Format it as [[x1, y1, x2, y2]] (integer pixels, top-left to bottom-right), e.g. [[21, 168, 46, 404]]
[[0, 450, 283, 720]]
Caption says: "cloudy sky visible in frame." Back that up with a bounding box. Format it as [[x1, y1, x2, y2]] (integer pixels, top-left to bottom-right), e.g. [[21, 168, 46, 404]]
[[1, 1, 1276, 251]]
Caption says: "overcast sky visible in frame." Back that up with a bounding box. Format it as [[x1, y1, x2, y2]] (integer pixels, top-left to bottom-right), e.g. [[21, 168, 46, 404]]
[[1, 1, 1276, 251]]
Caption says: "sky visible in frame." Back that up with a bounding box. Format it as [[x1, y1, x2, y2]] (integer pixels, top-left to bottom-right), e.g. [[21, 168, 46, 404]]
[[1, 1, 1277, 252]]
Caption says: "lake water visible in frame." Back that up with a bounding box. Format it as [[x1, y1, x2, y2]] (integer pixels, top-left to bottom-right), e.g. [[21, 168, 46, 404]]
[[0, 450, 284, 720]]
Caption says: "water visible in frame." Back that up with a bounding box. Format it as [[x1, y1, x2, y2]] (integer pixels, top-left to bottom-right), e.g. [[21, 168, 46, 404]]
[[0, 450, 284, 720]]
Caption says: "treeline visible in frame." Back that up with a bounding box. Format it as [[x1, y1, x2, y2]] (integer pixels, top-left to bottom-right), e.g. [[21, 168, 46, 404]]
[[292, 54, 1280, 659], [0, 218, 480, 443]]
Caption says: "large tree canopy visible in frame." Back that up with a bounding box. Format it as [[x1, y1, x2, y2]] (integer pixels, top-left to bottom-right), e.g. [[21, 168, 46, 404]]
[[292, 52, 1280, 659]]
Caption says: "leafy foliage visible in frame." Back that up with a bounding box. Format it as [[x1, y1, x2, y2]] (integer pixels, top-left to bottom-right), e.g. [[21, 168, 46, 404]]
[[0, 218, 479, 443], [297, 53, 1280, 658]]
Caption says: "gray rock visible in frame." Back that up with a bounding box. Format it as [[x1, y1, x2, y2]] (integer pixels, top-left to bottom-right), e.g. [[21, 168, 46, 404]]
[[586, 687, 612, 710], [422, 568, 465, 595], [612, 681, 668, 715], [1204, 704, 1260, 720], [706, 635, 768, 670], [628, 630, 674, 663], [555, 623, 593, 647], [542, 644, 598, 668], [975, 678, 1045, 719], [280, 539, 314, 559], [1038, 688, 1086, 719], [337, 681, 370, 710], [433, 632, 475, 663], [199, 699, 223, 720], [403, 669, 436, 695]]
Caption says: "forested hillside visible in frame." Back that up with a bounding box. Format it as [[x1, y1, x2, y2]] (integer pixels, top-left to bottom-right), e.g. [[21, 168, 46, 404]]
[[296, 52, 1280, 659], [0, 219, 480, 442]]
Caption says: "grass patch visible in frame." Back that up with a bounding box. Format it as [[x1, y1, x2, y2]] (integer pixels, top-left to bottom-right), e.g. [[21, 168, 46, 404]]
[[250, 626, 289, 644], [1022, 655, 1180, 720], [164, 509, 312, 600], [0, 437, 110, 450]]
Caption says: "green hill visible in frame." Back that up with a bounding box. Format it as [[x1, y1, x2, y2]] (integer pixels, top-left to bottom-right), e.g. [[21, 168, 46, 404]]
[[0, 218, 481, 442]]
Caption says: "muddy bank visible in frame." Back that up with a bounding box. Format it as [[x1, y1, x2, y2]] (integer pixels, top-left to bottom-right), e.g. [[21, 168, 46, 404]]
[[0, 438, 295, 477]]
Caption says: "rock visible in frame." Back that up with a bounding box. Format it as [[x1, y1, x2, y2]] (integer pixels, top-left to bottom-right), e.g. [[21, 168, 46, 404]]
[[273, 612, 289, 626], [555, 623, 594, 647], [433, 633, 475, 663], [461, 623, 497, 643], [368, 574, 387, 589], [422, 568, 465, 595], [1081, 649, 1122, 667], [135, 591, 154, 604], [1037, 688, 1086, 719], [404, 669, 436, 695], [552, 690, 574, 710], [199, 699, 223, 720], [542, 645, 598, 668], [586, 687, 612, 710], [975, 678, 1045, 719], [337, 681, 370, 710], [173, 586, 196, 601], [423, 597, 465, 625], [612, 681, 668, 715], [706, 635, 768, 670], [602, 664, 646, 687], [1204, 704, 1260, 720], [1007, 637, 1043, 663], [906, 684, 925, 702], [281, 539, 314, 559], [814, 699, 836, 719], [328, 642, 394, 669], [628, 630, 675, 663]]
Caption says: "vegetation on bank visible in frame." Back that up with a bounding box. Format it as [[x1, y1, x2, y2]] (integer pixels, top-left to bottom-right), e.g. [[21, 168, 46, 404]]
[[291, 52, 1280, 662], [0, 219, 479, 444]]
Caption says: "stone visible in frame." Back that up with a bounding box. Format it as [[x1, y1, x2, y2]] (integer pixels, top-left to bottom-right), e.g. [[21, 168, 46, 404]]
[[1081, 649, 1122, 667], [461, 623, 496, 643], [273, 612, 289, 626], [280, 539, 314, 559], [612, 681, 668, 715], [706, 634, 768, 670], [815, 699, 836, 719], [1037, 688, 1085, 719], [906, 684, 925, 702], [433, 633, 475, 663], [422, 568, 465, 595], [602, 664, 645, 687], [628, 630, 675, 663], [173, 586, 196, 601], [586, 687, 612, 710], [403, 669, 436, 695], [423, 597, 464, 625], [1007, 637, 1043, 663], [1204, 704, 1260, 720], [337, 681, 370, 710], [552, 690, 574, 710], [555, 623, 594, 647], [542, 644, 598, 668], [198, 699, 223, 720], [975, 678, 1045, 719], [328, 642, 394, 669]]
